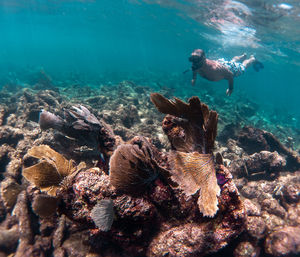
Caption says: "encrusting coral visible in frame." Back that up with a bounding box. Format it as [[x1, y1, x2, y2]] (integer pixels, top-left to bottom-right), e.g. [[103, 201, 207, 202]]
[[150, 93, 220, 217]]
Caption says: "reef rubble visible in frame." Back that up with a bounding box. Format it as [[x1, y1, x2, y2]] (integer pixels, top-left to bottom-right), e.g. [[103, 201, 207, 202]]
[[0, 81, 299, 257]]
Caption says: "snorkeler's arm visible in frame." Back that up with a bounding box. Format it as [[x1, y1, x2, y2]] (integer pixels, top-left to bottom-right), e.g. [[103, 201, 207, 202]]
[[191, 71, 197, 86], [226, 75, 234, 96]]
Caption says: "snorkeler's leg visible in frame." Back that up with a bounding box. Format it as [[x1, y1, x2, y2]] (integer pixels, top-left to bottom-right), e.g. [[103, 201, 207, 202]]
[[232, 53, 247, 62], [243, 55, 264, 71], [242, 55, 256, 68]]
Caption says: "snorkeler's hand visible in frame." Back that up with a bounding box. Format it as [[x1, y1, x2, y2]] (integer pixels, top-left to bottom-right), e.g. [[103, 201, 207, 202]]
[[191, 79, 195, 86], [226, 88, 233, 96]]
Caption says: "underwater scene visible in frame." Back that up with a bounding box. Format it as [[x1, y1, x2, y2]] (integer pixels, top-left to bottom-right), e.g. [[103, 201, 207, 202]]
[[0, 0, 300, 256]]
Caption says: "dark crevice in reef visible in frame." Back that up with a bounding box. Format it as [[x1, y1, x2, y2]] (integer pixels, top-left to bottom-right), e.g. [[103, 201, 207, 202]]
[[27, 109, 41, 123], [0, 153, 10, 181], [0, 134, 24, 148], [1, 112, 10, 126]]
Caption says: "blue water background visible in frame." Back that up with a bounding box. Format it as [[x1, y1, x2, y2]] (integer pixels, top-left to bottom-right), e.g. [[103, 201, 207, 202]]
[[0, 0, 299, 123]]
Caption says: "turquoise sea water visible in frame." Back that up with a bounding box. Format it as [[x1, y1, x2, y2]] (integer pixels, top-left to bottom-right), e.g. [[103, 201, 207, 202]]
[[0, 0, 299, 125]]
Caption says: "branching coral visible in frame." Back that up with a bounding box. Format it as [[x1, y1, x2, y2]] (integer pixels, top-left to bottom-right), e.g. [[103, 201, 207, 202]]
[[151, 93, 220, 217]]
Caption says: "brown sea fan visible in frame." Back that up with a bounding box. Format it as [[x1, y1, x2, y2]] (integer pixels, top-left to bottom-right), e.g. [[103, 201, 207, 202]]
[[150, 93, 218, 154], [22, 145, 84, 196], [170, 151, 220, 217], [109, 136, 160, 195], [151, 93, 220, 217]]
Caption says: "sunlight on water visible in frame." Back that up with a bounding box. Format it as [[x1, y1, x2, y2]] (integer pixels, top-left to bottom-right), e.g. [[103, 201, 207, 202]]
[[0, 0, 299, 115]]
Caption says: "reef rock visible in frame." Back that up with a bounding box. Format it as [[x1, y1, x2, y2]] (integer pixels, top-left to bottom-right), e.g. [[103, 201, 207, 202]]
[[149, 164, 245, 257], [39, 105, 118, 171], [238, 126, 300, 169], [0, 178, 22, 210], [265, 226, 300, 256], [234, 241, 260, 257], [231, 150, 287, 179], [283, 183, 300, 203], [0, 226, 19, 254]]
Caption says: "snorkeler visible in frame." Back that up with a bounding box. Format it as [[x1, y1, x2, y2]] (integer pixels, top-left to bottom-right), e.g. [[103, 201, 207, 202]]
[[188, 49, 264, 96]]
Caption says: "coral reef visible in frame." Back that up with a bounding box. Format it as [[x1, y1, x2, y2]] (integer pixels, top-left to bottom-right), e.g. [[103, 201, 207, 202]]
[[0, 80, 299, 257], [14, 93, 245, 256]]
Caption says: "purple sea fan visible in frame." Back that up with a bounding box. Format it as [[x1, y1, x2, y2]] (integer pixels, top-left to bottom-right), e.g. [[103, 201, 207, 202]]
[[109, 136, 160, 195], [39, 109, 64, 130], [91, 199, 114, 232]]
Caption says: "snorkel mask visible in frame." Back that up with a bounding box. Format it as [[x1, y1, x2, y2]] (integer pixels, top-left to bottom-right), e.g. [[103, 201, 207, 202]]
[[189, 49, 205, 70]]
